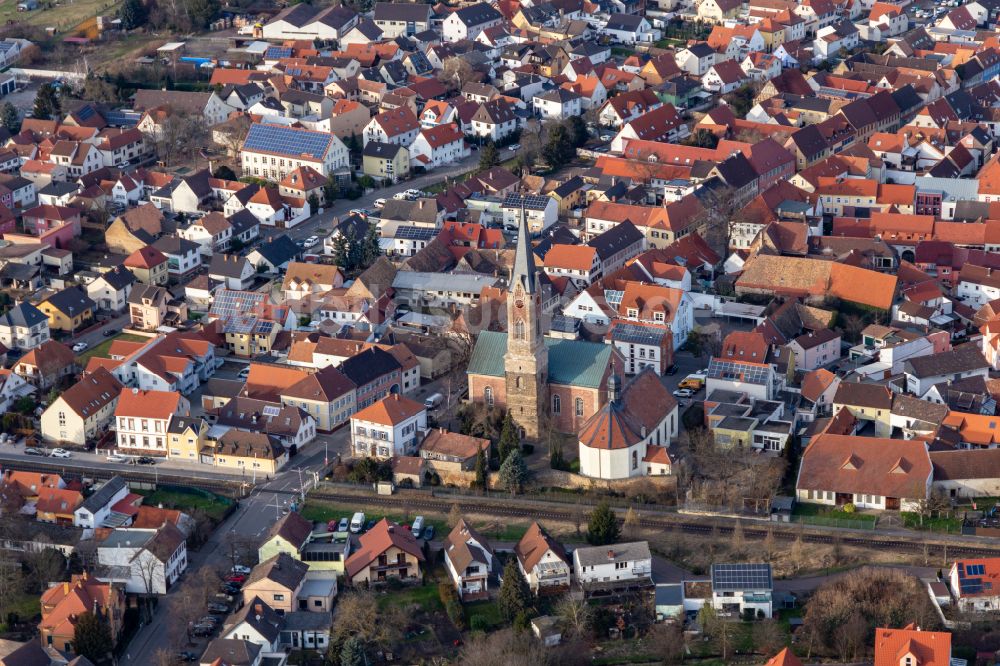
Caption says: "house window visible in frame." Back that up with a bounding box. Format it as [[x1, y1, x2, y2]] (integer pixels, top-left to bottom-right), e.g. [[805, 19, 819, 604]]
[[552, 394, 561, 414], [575, 397, 584, 417]]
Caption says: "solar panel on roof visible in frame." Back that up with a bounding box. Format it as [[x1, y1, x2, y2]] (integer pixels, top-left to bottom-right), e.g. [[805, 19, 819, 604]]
[[611, 323, 664, 346], [104, 110, 141, 127], [711, 564, 772, 591], [76, 105, 96, 121], [394, 225, 436, 240], [502, 193, 552, 211], [243, 123, 332, 160], [266, 46, 293, 59], [708, 358, 770, 385]]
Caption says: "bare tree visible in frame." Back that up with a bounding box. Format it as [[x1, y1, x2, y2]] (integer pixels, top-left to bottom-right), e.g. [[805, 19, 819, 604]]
[[789, 530, 805, 573], [730, 519, 745, 556], [555, 594, 593, 638], [752, 620, 785, 656], [332, 590, 402, 649], [623, 506, 640, 540], [457, 628, 550, 666], [447, 503, 463, 529], [650, 623, 686, 664], [439, 57, 476, 91], [763, 528, 776, 562]]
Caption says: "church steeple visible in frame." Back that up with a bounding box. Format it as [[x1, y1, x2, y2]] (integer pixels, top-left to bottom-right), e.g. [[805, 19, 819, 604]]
[[504, 196, 548, 440], [511, 200, 537, 295]]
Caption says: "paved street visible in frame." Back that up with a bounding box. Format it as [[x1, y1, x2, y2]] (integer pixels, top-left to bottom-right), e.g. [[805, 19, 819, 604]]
[[278, 150, 500, 242]]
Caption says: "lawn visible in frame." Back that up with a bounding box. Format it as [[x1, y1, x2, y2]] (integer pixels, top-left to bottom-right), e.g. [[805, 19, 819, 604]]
[[76, 332, 147, 364], [0, 591, 40, 629], [302, 500, 447, 537], [465, 600, 503, 630], [302, 498, 532, 543], [792, 503, 877, 524], [138, 488, 232, 522], [901, 512, 963, 533], [375, 581, 443, 613], [0, 0, 123, 34]]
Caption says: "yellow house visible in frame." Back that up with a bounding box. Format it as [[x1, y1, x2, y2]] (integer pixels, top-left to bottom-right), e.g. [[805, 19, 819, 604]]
[[259, 511, 351, 573], [362, 142, 410, 184], [166, 415, 208, 462], [832, 382, 893, 437], [124, 246, 170, 286], [205, 430, 288, 476], [711, 418, 755, 449], [226, 323, 282, 358], [37, 287, 95, 333]]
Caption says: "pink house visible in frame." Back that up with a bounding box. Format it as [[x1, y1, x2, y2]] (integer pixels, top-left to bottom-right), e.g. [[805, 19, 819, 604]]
[[20, 205, 81, 248]]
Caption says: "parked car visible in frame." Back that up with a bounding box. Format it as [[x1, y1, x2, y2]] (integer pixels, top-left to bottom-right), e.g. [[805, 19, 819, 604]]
[[225, 574, 246, 584], [303, 235, 320, 248], [349, 208, 368, 218], [423, 393, 444, 409], [220, 583, 240, 595], [237, 367, 251, 379], [192, 625, 214, 637], [214, 593, 234, 603], [71, 342, 88, 353], [422, 525, 435, 541], [231, 565, 251, 575], [672, 388, 694, 398], [136, 456, 157, 465], [508, 143, 521, 151], [102, 328, 120, 337], [411, 515, 424, 538], [664, 365, 678, 376], [373, 198, 387, 209], [50, 448, 72, 459], [393, 192, 409, 200], [207, 605, 229, 615], [198, 616, 220, 626], [364, 519, 376, 531], [176, 651, 197, 662], [600, 134, 612, 142], [106, 454, 129, 462], [337, 517, 349, 532], [24, 447, 45, 456], [405, 188, 422, 199]]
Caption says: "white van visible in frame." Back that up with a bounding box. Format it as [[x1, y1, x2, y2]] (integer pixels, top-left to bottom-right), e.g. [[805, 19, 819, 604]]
[[350, 512, 365, 533], [424, 393, 444, 409], [411, 515, 424, 538]]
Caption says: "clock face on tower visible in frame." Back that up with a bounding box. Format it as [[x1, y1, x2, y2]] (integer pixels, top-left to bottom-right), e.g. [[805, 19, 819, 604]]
[[515, 299, 524, 309]]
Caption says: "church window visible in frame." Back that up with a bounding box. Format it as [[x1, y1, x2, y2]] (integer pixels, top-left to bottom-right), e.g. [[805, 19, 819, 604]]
[[514, 319, 525, 340], [552, 395, 561, 414], [484, 386, 494, 406], [632, 450, 638, 470], [575, 397, 584, 417], [516, 377, 523, 389]]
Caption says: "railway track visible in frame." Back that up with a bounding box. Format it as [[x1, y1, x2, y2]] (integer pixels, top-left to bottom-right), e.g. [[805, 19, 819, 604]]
[[310, 488, 1000, 558], [0, 456, 246, 496]]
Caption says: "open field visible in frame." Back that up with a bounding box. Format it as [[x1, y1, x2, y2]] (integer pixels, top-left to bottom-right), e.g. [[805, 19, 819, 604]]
[[0, 0, 122, 35]]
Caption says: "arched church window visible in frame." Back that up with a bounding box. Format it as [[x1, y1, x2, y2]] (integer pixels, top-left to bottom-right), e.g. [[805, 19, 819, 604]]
[[516, 377, 523, 389], [484, 386, 494, 406], [514, 319, 525, 340], [632, 450, 638, 470], [575, 397, 584, 417], [552, 394, 561, 414]]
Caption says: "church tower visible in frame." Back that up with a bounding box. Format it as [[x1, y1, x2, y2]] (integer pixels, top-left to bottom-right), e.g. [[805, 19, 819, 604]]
[[504, 201, 549, 439]]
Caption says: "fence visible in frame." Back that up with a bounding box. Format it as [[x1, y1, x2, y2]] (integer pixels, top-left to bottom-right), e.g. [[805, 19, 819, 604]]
[[789, 514, 876, 531]]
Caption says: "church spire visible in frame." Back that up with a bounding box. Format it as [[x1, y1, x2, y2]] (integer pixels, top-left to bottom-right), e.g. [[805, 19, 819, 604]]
[[511, 199, 537, 295]]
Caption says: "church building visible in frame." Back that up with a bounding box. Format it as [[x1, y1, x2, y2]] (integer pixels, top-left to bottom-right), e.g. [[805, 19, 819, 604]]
[[466, 205, 618, 438]]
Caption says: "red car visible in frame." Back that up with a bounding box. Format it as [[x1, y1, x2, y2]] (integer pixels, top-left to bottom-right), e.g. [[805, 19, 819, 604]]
[[225, 574, 247, 584]]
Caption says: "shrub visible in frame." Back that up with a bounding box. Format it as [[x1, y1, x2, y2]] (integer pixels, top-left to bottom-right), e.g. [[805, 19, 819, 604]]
[[842, 502, 856, 514], [470, 615, 489, 632]]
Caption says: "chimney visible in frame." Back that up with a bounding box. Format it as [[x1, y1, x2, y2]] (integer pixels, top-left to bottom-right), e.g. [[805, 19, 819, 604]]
[[254, 602, 263, 615], [607, 549, 615, 560], [63, 582, 69, 594]]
